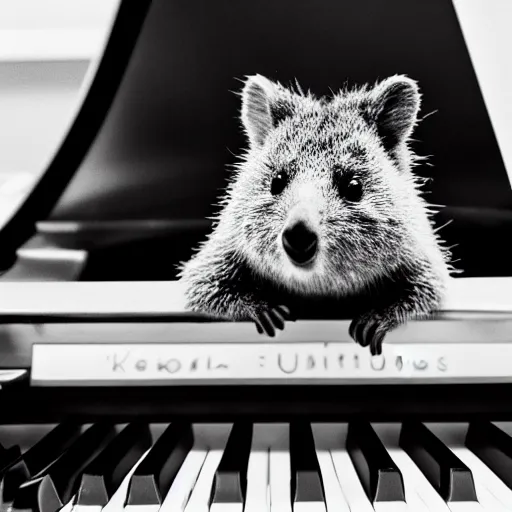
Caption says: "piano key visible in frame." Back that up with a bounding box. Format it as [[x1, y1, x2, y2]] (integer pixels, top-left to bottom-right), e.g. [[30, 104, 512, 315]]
[[314, 452, 350, 512], [74, 423, 152, 508], [346, 421, 406, 503], [12, 423, 116, 512], [184, 450, 225, 512], [243, 424, 270, 512], [210, 422, 252, 512], [162, 424, 230, 512], [81, 444, 150, 512], [125, 422, 194, 509], [289, 422, 325, 512], [466, 421, 512, 491], [310, 425, 350, 512], [373, 423, 452, 512], [330, 444, 376, 512], [425, 423, 512, 512], [269, 425, 292, 512], [454, 447, 512, 511], [382, 423, 483, 512], [0, 443, 22, 472], [1, 423, 82, 506], [158, 449, 207, 512], [400, 421, 478, 502]]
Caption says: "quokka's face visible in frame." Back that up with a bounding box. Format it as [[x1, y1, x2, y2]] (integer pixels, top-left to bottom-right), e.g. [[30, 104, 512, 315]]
[[233, 73, 423, 296]]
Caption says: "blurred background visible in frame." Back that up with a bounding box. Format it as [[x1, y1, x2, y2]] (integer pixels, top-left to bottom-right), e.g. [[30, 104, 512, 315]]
[[0, 0, 511, 280], [0, 0, 119, 223]]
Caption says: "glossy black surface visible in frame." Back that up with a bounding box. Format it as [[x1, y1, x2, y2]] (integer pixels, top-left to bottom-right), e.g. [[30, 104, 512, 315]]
[[400, 421, 477, 501], [211, 423, 252, 505], [290, 422, 325, 504], [347, 421, 405, 502], [125, 422, 193, 505], [75, 422, 152, 506], [12, 424, 115, 512], [466, 421, 512, 490]]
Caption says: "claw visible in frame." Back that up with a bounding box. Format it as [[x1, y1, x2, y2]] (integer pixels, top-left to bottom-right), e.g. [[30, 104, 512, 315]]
[[268, 308, 285, 330], [371, 330, 385, 356], [276, 305, 290, 319], [253, 305, 293, 337], [356, 321, 370, 347], [260, 311, 275, 337], [363, 321, 379, 349]]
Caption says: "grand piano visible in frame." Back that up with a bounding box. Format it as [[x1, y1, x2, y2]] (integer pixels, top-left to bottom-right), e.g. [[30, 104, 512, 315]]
[[0, 0, 511, 510]]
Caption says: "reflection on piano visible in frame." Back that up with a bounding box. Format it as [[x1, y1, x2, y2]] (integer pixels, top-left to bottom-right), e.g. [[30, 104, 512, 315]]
[[1, 0, 512, 511]]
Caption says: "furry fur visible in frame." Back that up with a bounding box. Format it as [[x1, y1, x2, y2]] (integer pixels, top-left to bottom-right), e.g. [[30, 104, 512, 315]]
[[177, 74, 454, 355]]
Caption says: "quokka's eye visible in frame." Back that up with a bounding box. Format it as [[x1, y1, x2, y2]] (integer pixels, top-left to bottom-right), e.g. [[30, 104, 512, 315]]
[[271, 171, 289, 195], [337, 176, 363, 202]]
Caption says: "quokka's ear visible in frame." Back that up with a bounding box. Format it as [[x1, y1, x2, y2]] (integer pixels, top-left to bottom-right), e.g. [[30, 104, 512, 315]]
[[365, 75, 421, 152], [241, 74, 295, 148]]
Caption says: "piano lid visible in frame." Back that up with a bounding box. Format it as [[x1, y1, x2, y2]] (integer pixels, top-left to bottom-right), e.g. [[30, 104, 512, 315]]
[[0, 0, 511, 279]]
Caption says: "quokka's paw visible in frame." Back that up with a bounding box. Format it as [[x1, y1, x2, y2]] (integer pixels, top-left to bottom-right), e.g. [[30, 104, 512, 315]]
[[251, 305, 295, 337], [349, 311, 399, 356]]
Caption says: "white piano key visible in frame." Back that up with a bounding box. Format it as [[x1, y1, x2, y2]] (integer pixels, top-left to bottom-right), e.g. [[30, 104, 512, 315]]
[[269, 424, 292, 512], [179, 424, 232, 512], [425, 423, 512, 512], [325, 423, 408, 512], [312, 424, 372, 512], [447, 503, 484, 512], [330, 445, 374, 512], [162, 424, 233, 512], [210, 505, 243, 512], [293, 502, 325, 512], [369, 424, 429, 512], [373, 504, 409, 512], [467, 484, 511, 512], [376, 423, 484, 512], [310, 424, 349, 512], [159, 449, 208, 512], [372, 423, 451, 512], [314, 451, 349, 512], [453, 448, 512, 512], [244, 424, 270, 512], [184, 449, 225, 512], [61, 501, 76, 512], [377, 447, 441, 512], [244, 451, 269, 512]]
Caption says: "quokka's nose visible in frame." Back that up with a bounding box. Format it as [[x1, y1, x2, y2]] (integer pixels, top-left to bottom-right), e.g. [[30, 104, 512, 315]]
[[282, 221, 318, 265]]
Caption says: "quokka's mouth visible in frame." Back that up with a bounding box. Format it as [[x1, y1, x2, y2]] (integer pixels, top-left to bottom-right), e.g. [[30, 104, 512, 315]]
[[283, 243, 318, 268], [288, 253, 317, 268]]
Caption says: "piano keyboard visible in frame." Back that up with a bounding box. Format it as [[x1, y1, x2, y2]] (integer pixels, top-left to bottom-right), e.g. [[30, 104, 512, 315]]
[[0, 423, 512, 512]]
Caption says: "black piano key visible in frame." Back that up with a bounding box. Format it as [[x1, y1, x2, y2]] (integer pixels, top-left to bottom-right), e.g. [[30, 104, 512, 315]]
[[400, 422, 477, 502], [0, 444, 22, 473], [74, 423, 152, 506], [290, 422, 325, 504], [466, 421, 512, 490], [346, 421, 405, 502], [1, 423, 82, 505], [12, 423, 116, 512], [125, 422, 193, 506], [210, 422, 252, 506]]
